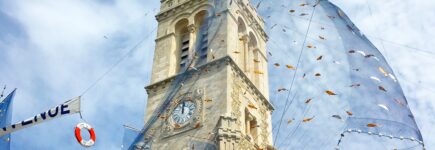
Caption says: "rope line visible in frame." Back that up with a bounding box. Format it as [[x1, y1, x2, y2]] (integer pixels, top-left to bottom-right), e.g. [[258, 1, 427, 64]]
[[283, 13, 435, 56], [364, 0, 389, 58], [259, 0, 427, 149], [272, 2, 318, 146], [80, 27, 157, 97], [77, 26, 157, 121], [279, 104, 311, 148]]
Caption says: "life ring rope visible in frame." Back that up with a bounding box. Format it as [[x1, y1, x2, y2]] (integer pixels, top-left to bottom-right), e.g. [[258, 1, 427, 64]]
[[75, 123, 96, 147]]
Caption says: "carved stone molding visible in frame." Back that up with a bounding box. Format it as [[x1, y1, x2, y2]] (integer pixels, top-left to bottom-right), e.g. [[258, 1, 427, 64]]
[[161, 89, 205, 138], [232, 0, 268, 42], [227, 57, 274, 111], [166, 0, 174, 7], [231, 75, 243, 126], [188, 24, 196, 33], [217, 116, 242, 142], [157, 0, 207, 22], [239, 34, 249, 42]]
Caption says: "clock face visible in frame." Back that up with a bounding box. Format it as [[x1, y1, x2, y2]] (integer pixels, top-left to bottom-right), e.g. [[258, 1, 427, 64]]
[[171, 101, 196, 125]]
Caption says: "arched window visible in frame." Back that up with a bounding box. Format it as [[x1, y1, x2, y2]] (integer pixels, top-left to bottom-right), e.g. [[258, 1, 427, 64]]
[[244, 108, 258, 142], [237, 17, 248, 72], [249, 32, 260, 87], [175, 19, 190, 72], [194, 10, 210, 63]]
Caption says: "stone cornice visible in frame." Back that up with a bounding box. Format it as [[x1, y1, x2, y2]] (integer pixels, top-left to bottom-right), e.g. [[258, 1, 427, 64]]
[[226, 58, 274, 111], [227, 10, 269, 43], [145, 56, 274, 111], [145, 56, 227, 92], [217, 116, 241, 141], [157, 0, 268, 42], [155, 32, 175, 42], [156, 0, 207, 22], [233, 0, 269, 42], [254, 48, 268, 62]]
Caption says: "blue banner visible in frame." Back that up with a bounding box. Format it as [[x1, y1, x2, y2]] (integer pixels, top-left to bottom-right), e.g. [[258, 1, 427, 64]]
[[0, 89, 16, 150]]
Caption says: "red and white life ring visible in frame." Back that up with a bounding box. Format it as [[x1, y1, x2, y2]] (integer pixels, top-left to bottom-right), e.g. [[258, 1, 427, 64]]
[[75, 123, 96, 147]]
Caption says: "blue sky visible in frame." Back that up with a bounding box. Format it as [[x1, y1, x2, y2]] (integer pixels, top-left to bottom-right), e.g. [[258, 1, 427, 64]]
[[0, 0, 434, 149]]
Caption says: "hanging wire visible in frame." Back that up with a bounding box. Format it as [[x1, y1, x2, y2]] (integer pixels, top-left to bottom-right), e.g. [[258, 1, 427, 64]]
[[364, 0, 390, 59], [258, 0, 427, 149], [273, 1, 319, 146], [262, 3, 340, 138], [78, 96, 85, 121], [277, 73, 352, 149], [77, 26, 157, 121], [268, 18, 435, 100], [77, 6, 159, 97], [279, 104, 312, 148], [267, 1, 364, 148], [258, 0, 433, 56], [79, 27, 157, 97], [284, 12, 435, 56], [75, 8, 159, 121]]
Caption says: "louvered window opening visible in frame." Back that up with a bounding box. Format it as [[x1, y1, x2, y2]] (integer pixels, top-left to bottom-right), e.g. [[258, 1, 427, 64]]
[[198, 19, 209, 60], [180, 33, 190, 70], [199, 32, 208, 59]]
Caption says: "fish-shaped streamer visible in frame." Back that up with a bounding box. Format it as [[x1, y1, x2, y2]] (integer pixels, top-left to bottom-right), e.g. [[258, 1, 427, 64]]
[[367, 123, 380, 128], [389, 73, 397, 82], [248, 103, 257, 109], [303, 116, 315, 123], [379, 67, 388, 77], [287, 118, 295, 124], [278, 88, 288, 92], [378, 104, 389, 111], [325, 90, 337, 95], [286, 65, 296, 70], [378, 86, 387, 92], [319, 36, 326, 40], [274, 63, 280, 67], [316, 56, 323, 61], [305, 98, 312, 104], [332, 115, 342, 120], [370, 76, 381, 82], [254, 70, 264, 75], [356, 50, 366, 57]]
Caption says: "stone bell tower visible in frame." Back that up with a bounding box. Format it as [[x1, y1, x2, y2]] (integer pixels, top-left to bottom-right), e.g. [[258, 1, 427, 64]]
[[143, 0, 274, 149]]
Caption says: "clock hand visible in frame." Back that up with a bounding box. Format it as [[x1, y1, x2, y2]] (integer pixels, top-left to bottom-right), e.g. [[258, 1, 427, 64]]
[[182, 102, 185, 114]]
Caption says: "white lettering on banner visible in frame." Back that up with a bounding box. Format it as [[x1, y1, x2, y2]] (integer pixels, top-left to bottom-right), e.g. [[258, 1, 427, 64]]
[[0, 97, 81, 136]]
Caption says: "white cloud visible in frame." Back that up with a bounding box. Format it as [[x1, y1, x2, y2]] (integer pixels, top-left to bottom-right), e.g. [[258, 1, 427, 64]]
[[1, 0, 434, 149], [1, 0, 158, 149]]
